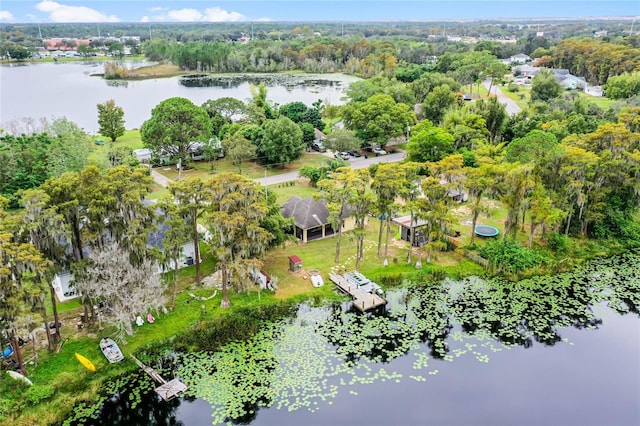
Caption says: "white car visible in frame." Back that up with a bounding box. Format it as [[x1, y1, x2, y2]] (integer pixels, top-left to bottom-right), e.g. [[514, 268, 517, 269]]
[[334, 151, 350, 160], [372, 147, 387, 156]]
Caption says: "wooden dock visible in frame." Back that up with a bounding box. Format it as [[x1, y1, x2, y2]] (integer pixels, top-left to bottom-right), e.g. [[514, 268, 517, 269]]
[[131, 355, 188, 401], [329, 272, 386, 312]]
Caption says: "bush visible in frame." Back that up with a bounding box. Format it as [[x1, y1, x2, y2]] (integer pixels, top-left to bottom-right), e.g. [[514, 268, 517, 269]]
[[479, 239, 548, 275], [547, 232, 570, 254], [507, 83, 519, 92], [25, 385, 55, 405]]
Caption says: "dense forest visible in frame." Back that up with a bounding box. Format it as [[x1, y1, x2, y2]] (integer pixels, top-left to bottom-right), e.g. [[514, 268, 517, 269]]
[[2, 19, 640, 43]]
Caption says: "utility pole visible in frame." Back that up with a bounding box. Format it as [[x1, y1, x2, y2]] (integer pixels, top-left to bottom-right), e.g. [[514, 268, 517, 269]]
[[38, 24, 42, 39], [149, 25, 152, 40], [97, 24, 101, 38]]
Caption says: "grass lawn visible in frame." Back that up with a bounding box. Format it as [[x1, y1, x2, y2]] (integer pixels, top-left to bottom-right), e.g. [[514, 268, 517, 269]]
[[146, 182, 170, 200], [154, 152, 332, 182], [269, 179, 319, 205], [89, 129, 144, 165], [499, 84, 530, 110], [263, 208, 489, 301], [578, 92, 616, 110]]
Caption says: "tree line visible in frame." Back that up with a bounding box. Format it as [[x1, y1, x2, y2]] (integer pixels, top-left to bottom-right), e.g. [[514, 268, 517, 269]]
[[0, 164, 291, 374]]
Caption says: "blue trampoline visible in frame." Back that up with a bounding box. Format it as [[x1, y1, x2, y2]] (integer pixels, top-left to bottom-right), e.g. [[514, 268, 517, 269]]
[[475, 225, 500, 237]]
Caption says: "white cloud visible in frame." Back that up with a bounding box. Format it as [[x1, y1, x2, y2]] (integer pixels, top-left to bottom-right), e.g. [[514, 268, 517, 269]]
[[149, 7, 167, 12], [255, 17, 273, 22], [167, 8, 202, 22], [0, 10, 14, 21], [146, 6, 246, 22], [35, 0, 119, 23], [202, 7, 245, 22]]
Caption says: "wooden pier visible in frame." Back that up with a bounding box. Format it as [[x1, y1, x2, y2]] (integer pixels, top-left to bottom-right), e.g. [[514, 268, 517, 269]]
[[131, 355, 188, 401], [329, 272, 386, 312]]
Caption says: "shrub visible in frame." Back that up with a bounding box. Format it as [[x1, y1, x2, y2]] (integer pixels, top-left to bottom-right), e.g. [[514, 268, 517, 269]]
[[25, 385, 55, 405], [479, 239, 548, 275], [547, 232, 570, 254]]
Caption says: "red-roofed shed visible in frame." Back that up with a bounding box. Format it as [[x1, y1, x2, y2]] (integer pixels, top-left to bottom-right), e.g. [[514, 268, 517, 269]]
[[288, 255, 302, 272]]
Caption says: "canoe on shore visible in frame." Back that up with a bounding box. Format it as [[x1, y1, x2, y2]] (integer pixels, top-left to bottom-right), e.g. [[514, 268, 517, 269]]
[[75, 352, 96, 372]]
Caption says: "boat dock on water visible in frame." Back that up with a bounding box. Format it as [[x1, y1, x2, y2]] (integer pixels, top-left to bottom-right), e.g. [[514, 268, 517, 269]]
[[329, 271, 386, 312], [131, 355, 187, 401]]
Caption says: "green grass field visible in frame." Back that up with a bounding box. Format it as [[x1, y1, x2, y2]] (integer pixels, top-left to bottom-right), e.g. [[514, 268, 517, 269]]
[[155, 152, 331, 181], [578, 92, 616, 110], [270, 180, 319, 205]]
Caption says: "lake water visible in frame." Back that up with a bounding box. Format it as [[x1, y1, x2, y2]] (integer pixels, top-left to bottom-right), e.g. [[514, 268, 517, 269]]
[[68, 253, 640, 426], [0, 61, 360, 134]]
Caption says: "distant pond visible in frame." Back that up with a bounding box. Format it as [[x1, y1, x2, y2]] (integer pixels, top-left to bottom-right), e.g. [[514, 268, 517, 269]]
[[0, 61, 359, 134], [66, 253, 640, 426]]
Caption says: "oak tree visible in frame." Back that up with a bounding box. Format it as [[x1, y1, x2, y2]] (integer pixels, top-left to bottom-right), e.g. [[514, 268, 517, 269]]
[[97, 99, 126, 142]]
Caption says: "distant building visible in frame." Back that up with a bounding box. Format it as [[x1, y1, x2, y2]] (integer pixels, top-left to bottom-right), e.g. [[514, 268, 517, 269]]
[[43, 38, 90, 51], [585, 84, 605, 97], [512, 64, 539, 77], [133, 148, 152, 164], [503, 53, 531, 65]]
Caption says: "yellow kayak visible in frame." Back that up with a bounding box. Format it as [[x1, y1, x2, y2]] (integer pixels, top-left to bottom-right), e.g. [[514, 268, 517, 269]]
[[75, 352, 96, 372]]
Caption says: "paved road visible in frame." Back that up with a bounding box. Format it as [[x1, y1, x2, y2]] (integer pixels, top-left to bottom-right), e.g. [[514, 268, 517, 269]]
[[256, 151, 406, 186], [150, 151, 406, 188], [150, 169, 173, 187], [482, 79, 522, 116]]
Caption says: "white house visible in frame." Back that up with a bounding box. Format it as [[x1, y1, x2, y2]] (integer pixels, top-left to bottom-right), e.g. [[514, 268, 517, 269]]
[[52, 271, 79, 302], [585, 84, 605, 97], [133, 148, 152, 163], [51, 206, 198, 302], [503, 53, 531, 65]]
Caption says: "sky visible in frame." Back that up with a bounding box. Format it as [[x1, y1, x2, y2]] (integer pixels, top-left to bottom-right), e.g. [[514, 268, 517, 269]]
[[0, 0, 639, 23]]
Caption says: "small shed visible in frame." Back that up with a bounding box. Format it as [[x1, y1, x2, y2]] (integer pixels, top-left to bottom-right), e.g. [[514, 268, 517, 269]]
[[288, 255, 302, 272], [392, 215, 429, 246]]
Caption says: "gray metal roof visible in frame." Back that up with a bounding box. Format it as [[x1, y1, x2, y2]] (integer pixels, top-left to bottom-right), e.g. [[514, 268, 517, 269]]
[[281, 196, 344, 229]]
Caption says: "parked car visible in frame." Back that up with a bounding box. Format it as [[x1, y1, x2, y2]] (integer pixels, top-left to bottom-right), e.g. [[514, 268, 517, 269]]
[[348, 150, 362, 157], [334, 151, 350, 160], [373, 147, 387, 156], [311, 141, 326, 152]]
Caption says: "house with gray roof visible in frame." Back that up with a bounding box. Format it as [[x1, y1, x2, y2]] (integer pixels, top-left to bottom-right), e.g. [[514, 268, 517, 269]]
[[513, 64, 539, 77], [281, 196, 351, 242]]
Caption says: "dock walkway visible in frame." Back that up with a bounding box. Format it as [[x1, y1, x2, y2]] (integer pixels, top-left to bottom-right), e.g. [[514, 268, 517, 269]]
[[329, 272, 386, 312], [131, 355, 188, 401]]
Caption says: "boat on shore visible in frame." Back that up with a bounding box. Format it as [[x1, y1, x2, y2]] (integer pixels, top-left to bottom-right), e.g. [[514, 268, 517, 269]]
[[100, 338, 124, 363], [343, 270, 383, 295], [308, 269, 324, 288], [7, 370, 33, 386]]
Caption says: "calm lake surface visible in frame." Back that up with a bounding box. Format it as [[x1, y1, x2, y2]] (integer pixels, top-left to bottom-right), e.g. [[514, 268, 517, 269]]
[[0, 61, 359, 134], [70, 254, 640, 426]]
